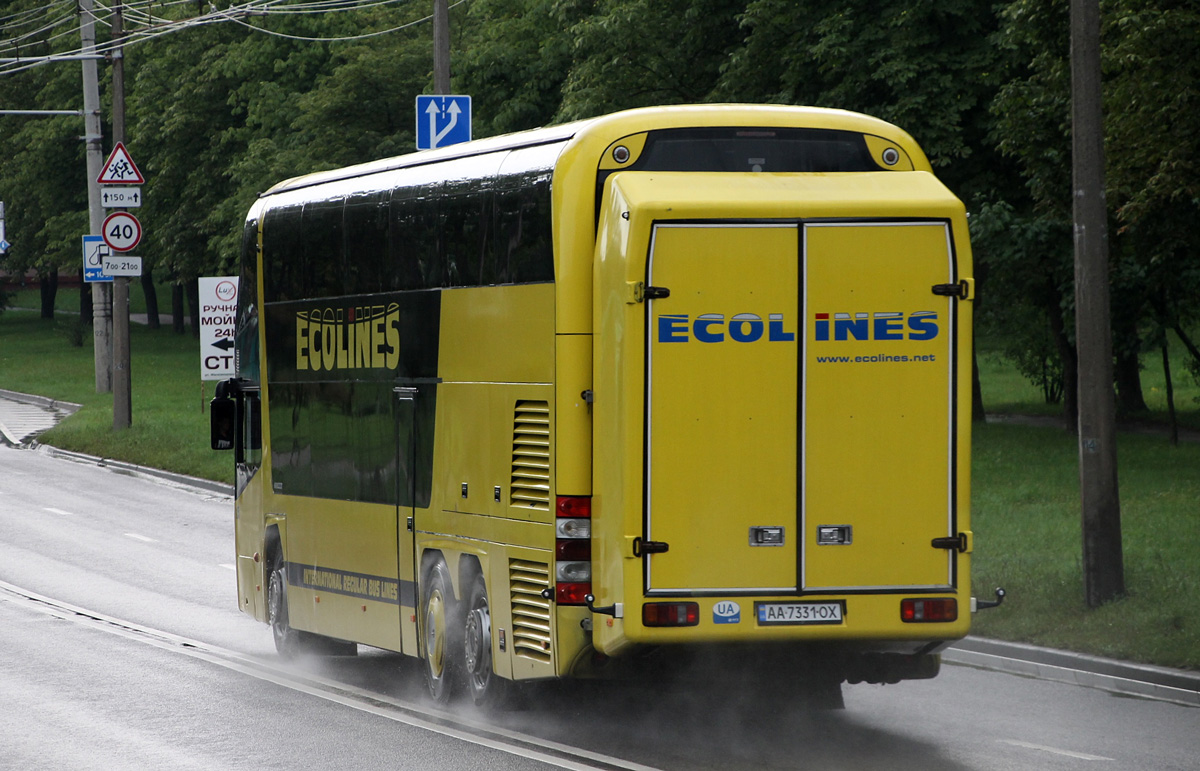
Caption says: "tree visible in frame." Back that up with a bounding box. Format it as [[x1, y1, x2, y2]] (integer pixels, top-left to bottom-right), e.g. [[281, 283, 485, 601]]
[[556, 0, 745, 120], [0, 0, 91, 321]]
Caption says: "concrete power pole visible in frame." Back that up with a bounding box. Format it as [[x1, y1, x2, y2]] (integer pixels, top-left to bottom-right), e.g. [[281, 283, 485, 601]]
[[1070, 0, 1125, 607], [112, 0, 132, 429], [80, 0, 111, 394], [433, 0, 450, 93]]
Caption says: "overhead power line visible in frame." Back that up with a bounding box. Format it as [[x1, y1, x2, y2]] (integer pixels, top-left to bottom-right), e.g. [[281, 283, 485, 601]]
[[1, 0, 454, 76]]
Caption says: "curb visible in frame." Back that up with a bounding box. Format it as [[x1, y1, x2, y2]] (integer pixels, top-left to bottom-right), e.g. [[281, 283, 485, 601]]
[[0, 389, 230, 497], [945, 637, 1200, 707], [0, 387, 83, 416], [32, 442, 233, 498]]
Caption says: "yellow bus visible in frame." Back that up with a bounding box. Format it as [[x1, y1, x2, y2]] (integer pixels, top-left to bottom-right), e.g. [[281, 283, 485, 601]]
[[212, 104, 979, 707]]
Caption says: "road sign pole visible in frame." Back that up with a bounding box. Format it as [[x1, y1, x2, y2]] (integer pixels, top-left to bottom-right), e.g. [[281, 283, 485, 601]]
[[433, 0, 450, 94], [111, 0, 133, 430], [80, 0, 112, 394]]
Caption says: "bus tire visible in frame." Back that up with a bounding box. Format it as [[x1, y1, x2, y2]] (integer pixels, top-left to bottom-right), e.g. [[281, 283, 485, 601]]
[[421, 559, 461, 704], [268, 564, 303, 658], [463, 573, 511, 708]]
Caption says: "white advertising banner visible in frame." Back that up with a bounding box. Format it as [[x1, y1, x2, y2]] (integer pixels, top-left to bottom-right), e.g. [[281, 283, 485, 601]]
[[199, 276, 239, 381]]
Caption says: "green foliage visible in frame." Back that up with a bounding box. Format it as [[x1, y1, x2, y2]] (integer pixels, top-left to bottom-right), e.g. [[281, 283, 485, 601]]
[[716, 0, 1006, 198], [556, 0, 745, 120], [986, 0, 1200, 404], [0, 0, 89, 283], [970, 199, 1075, 404], [3, 0, 1200, 416], [457, 0, 587, 135]]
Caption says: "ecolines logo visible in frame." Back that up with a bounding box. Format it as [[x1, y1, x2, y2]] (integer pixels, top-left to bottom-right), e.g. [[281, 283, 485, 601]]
[[814, 311, 939, 342], [296, 304, 400, 371], [658, 313, 795, 343]]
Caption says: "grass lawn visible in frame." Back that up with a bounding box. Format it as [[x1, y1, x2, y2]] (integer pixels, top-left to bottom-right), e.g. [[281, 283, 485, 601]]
[[2, 288, 1198, 670], [0, 299, 230, 485], [969, 422, 1200, 669]]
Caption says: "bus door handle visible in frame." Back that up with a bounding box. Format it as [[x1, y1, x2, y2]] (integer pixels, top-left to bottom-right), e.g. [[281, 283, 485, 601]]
[[632, 537, 669, 557]]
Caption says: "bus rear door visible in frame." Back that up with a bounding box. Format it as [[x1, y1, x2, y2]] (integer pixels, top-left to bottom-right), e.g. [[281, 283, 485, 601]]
[[643, 219, 959, 596]]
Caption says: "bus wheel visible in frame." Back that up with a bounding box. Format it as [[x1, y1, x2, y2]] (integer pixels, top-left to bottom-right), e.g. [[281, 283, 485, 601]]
[[463, 574, 510, 708], [421, 560, 460, 704], [267, 564, 301, 658]]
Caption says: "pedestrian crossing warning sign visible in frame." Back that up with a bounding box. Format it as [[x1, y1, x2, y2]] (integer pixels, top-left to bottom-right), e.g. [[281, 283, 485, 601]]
[[97, 142, 145, 185]]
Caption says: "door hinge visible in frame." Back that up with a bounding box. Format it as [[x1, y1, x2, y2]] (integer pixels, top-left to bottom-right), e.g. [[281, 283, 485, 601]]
[[632, 537, 670, 557], [932, 280, 970, 300], [931, 532, 969, 553]]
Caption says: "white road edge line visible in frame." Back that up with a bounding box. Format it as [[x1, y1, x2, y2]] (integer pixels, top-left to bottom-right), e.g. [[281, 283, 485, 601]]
[[944, 648, 1200, 708], [43, 507, 74, 516], [0, 579, 662, 771], [124, 533, 156, 543], [998, 739, 1113, 761]]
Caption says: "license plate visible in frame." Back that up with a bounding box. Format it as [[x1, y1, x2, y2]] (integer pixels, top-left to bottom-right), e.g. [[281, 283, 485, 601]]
[[755, 602, 843, 625]]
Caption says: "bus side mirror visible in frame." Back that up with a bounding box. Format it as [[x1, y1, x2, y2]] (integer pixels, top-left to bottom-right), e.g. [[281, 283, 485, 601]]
[[211, 395, 236, 451]]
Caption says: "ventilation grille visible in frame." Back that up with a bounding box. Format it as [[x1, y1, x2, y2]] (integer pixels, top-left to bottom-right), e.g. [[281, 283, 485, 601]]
[[511, 400, 551, 511], [509, 559, 552, 663]]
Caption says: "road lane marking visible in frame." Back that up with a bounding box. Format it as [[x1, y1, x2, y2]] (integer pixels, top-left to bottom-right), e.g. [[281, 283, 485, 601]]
[[44, 507, 74, 516], [124, 533, 156, 543], [0, 579, 662, 771], [218, 564, 236, 571], [999, 739, 1113, 761]]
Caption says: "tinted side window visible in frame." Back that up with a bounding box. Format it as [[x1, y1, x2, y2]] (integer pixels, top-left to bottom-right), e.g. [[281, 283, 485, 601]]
[[262, 204, 304, 303], [344, 189, 392, 295]]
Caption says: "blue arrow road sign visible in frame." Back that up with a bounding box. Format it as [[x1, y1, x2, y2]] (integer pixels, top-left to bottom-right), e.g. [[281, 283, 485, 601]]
[[82, 235, 113, 283], [415, 95, 471, 150]]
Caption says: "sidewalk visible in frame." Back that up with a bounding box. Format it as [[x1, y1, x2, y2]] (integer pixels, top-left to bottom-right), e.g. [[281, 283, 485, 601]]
[[0, 389, 1197, 705], [0, 389, 80, 446]]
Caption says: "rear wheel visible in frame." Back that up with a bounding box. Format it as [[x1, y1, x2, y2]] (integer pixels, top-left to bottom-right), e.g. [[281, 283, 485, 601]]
[[463, 573, 512, 708], [421, 560, 460, 704]]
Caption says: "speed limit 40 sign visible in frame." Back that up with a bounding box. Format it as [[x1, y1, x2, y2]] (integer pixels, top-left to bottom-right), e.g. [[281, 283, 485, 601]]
[[102, 211, 142, 252]]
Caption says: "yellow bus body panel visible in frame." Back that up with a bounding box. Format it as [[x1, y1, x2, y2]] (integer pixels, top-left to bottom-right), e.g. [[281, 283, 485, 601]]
[[590, 170, 973, 654]]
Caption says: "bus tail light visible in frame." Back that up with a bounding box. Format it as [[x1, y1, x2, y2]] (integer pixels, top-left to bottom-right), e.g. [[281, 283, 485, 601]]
[[642, 602, 699, 627], [555, 496, 591, 606], [901, 598, 958, 622]]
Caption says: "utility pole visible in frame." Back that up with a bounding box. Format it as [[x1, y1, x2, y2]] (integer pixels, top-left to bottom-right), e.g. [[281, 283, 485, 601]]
[[111, 0, 132, 429], [432, 0, 450, 93], [80, 0, 112, 394], [1071, 0, 1124, 607]]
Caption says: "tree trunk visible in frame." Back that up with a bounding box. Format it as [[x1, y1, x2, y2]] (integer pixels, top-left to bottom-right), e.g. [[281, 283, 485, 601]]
[[78, 269, 93, 323], [39, 272, 58, 319], [1161, 335, 1178, 446], [141, 268, 160, 330], [186, 277, 200, 339], [972, 343, 986, 423], [1172, 324, 1200, 364], [172, 283, 185, 334], [1049, 305, 1079, 432], [1113, 318, 1148, 415]]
